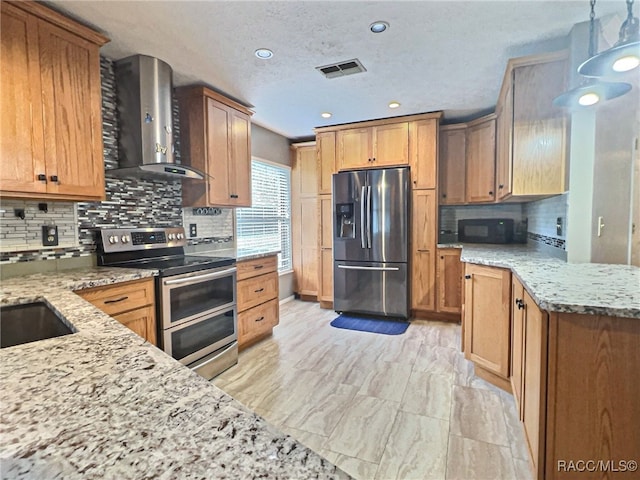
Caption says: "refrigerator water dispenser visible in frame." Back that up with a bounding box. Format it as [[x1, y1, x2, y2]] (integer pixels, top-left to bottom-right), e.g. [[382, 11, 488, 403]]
[[336, 203, 355, 238]]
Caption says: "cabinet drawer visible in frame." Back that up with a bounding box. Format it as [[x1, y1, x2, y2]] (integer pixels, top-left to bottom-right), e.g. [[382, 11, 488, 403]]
[[76, 278, 154, 316], [237, 272, 278, 311], [237, 255, 277, 281], [238, 298, 278, 345]]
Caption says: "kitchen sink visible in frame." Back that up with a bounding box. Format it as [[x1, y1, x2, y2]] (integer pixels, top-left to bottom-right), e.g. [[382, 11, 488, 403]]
[[1, 302, 75, 349]]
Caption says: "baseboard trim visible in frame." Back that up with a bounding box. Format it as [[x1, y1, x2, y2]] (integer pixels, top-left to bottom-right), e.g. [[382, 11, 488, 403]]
[[279, 295, 295, 305]]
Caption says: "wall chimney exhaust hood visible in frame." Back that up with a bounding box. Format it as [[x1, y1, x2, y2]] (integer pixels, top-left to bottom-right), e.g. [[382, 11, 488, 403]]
[[109, 55, 204, 181]]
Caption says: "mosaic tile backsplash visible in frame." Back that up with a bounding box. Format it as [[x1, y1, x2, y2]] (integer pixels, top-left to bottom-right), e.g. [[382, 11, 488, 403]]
[[1, 56, 233, 264]]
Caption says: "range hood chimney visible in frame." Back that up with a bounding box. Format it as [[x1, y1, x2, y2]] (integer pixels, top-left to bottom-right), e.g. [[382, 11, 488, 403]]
[[110, 55, 204, 180]]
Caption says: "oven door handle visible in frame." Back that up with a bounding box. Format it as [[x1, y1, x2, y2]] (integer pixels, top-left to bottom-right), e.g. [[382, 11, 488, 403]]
[[163, 267, 236, 286]]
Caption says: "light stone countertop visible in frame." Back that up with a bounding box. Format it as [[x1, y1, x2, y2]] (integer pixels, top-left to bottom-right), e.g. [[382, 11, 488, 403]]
[[445, 243, 640, 319], [236, 250, 280, 262], [0, 267, 349, 479]]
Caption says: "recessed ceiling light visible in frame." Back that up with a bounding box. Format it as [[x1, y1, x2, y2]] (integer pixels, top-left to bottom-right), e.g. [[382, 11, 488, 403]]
[[388, 101, 401, 109], [321, 112, 332, 119], [370, 21, 389, 33], [254, 48, 273, 59]]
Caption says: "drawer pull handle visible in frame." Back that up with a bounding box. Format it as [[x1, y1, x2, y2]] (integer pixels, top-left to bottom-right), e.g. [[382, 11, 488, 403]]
[[104, 296, 129, 304], [254, 288, 264, 293], [464, 275, 471, 280], [253, 265, 264, 270], [255, 316, 265, 322]]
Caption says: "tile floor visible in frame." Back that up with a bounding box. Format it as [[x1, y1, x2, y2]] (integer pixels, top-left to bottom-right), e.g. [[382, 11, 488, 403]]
[[214, 300, 533, 480]]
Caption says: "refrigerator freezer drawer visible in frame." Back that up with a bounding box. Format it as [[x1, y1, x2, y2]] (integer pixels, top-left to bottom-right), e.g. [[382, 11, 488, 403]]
[[333, 261, 408, 319]]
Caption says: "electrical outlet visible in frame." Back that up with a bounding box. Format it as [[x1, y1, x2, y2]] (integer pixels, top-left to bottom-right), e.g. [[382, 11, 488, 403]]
[[556, 217, 563, 236], [189, 223, 197, 237], [42, 225, 59, 246]]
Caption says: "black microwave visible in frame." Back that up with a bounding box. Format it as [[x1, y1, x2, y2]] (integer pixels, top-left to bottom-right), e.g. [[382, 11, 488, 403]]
[[458, 218, 514, 244]]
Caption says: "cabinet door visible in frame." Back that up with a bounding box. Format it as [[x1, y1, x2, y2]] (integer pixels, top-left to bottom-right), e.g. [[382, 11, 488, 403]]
[[409, 119, 437, 189], [114, 306, 157, 345], [411, 190, 436, 312], [463, 264, 510, 378], [465, 118, 496, 203], [511, 276, 525, 417], [436, 248, 462, 314], [291, 145, 318, 296], [438, 126, 466, 204], [496, 76, 513, 200], [205, 99, 231, 205], [318, 194, 333, 305], [39, 19, 105, 199], [521, 290, 547, 477], [337, 127, 372, 170], [229, 109, 251, 206], [512, 58, 567, 196], [373, 122, 409, 166], [317, 132, 336, 195], [0, 3, 46, 196]]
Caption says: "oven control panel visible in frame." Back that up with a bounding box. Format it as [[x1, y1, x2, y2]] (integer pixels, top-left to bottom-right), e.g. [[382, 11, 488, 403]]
[[98, 227, 187, 253]]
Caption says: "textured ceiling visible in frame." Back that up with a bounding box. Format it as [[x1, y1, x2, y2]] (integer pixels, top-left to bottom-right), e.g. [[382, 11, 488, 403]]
[[47, 1, 630, 140]]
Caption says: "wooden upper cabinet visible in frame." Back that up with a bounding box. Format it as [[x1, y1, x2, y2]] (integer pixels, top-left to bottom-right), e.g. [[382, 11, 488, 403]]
[[317, 131, 336, 195], [511, 53, 568, 197], [0, 1, 108, 201], [496, 51, 569, 201], [337, 122, 409, 170], [409, 119, 438, 189], [337, 127, 372, 170], [373, 122, 409, 166], [438, 125, 466, 204], [495, 73, 513, 201], [178, 86, 253, 207], [229, 109, 252, 205], [465, 115, 496, 203]]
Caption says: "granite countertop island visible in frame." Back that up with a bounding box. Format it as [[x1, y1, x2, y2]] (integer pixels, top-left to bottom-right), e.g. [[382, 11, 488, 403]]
[[439, 243, 640, 319], [0, 267, 349, 479]]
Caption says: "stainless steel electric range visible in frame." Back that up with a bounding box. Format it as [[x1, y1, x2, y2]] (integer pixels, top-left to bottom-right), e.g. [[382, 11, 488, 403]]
[[96, 226, 237, 380]]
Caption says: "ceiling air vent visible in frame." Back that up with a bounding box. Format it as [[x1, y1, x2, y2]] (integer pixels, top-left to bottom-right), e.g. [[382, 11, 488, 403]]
[[316, 58, 367, 79]]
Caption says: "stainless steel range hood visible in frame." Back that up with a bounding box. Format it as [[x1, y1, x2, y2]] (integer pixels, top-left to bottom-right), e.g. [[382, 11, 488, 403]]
[[110, 55, 204, 180]]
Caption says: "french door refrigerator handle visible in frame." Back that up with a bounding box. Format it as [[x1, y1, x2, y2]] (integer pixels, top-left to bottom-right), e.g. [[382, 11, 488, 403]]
[[337, 265, 400, 271], [367, 185, 372, 248], [360, 186, 367, 248]]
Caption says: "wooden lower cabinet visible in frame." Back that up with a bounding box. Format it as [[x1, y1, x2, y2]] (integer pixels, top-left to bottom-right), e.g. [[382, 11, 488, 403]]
[[236, 255, 279, 349], [238, 298, 278, 346], [411, 189, 436, 316], [509, 290, 640, 479], [75, 278, 156, 344], [463, 263, 511, 389], [436, 248, 462, 316], [113, 306, 156, 345], [521, 289, 547, 477], [511, 277, 526, 414]]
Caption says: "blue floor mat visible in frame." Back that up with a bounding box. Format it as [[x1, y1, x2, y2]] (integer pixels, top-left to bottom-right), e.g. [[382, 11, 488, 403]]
[[330, 314, 409, 335]]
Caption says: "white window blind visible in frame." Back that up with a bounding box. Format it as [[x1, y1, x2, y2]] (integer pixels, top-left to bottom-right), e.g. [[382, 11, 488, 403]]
[[236, 159, 292, 272]]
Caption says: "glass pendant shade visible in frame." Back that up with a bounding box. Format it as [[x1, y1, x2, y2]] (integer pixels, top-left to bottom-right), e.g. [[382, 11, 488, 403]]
[[552, 81, 632, 108], [578, 0, 640, 77]]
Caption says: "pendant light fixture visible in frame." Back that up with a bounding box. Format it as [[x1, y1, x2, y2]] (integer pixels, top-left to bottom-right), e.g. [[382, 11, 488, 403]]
[[578, 0, 639, 76], [553, 0, 632, 108]]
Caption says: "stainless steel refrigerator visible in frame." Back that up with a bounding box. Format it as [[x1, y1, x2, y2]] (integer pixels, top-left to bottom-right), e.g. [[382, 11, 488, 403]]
[[333, 167, 409, 319]]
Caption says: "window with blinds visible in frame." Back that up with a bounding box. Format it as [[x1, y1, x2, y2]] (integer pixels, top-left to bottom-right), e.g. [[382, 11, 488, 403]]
[[236, 159, 292, 272]]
